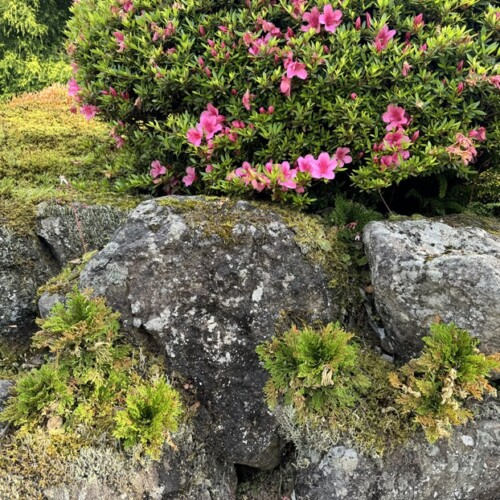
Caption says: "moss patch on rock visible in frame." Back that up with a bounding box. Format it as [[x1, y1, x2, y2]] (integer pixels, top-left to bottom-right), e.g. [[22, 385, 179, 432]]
[[0, 85, 143, 234]]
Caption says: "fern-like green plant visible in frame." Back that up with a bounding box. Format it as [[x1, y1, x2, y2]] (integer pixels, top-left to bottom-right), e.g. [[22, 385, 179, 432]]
[[113, 378, 183, 460], [257, 323, 369, 418], [0, 364, 74, 428], [33, 288, 126, 381], [389, 323, 500, 443]]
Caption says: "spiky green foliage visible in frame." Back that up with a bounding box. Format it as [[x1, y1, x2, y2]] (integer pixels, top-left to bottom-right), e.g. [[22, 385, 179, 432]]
[[0, 0, 72, 98], [67, 0, 500, 205], [113, 378, 183, 460], [389, 322, 500, 443], [257, 323, 369, 417], [0, 289, 182, 460], [0, 364, 74, 428], [328, 195, 383, 242]]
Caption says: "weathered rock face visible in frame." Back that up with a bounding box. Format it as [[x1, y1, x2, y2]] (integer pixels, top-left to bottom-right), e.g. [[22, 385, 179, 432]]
[[0, 203, 128, 336], [363, 219, 500, 359], [0, 226, 57, 336], [44, 425, 237, 500], [80, 197, 338, 469], [0, 380, 13, 434], [295, 400, 500, 500], [36, 202, 128, 266]]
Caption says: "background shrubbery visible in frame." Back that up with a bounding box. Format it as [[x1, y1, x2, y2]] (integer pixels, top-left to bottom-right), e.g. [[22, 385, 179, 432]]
[[67, 0, 500, 208], [0, 0, 72, 99]]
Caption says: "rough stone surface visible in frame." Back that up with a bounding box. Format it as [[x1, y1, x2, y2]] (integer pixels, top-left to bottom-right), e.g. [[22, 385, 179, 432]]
[[80, 197, 337, 469], [0, 226, 57, 336], [295, 400, 500, 500], [44, 426, 237, 500], [363, 219, 500, 359], [38, 291, 66, 319], [0, 203, 129, 336], [36, 202, 128, 266], [0, 380, 13, 434]]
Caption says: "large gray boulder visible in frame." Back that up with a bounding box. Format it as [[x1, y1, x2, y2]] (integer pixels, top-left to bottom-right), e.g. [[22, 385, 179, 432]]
[[0, 203, 129, 336], [363, 219, 500, 359], [80, 197, 339, 469], [295, 400, 500, 500]]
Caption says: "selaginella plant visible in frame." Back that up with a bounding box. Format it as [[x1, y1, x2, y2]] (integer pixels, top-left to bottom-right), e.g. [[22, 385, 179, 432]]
[[67, 0, 500, 205], [0, 289, 182, 459], [256, 323, 370, 418], [389, 322, 500, 444]]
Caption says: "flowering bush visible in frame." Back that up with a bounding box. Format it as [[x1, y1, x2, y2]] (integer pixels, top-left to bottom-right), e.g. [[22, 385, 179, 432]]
[[67, 0, 500, 205]]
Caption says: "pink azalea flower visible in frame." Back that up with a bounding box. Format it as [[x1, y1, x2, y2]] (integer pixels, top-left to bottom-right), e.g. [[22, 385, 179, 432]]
[[457, 82, 464, 95], [365, 12, 372, 29], [286, 60, 308, 80], [489, 75, 500, 89], [374, 25, 396, 52], [413, 13, 424, 30], [200, 114, 223, 139], [319, 5, 342, 33], [113, 31, 126, 52], [382, 104, 409, 131], [121, 0, 133, 12], [205, 164, 213, 173], [419, 43, 427, 52], [242, 89, 253, 110], [310, 152, 337, 179], [457, 60, 464, 72], [351, 93, 357, 99], [68, 78, 80, 97], [380, 155, 395, 169], [301, 7, 321, 33], [280, 75, 292, 97], [469, 127, 486, 142], [80, 104, 99, 120], [183, 167, 197, 187], [150, 160, 167, 179], [201, 103, 225, 124], [383, 129, 410, 149], [411, 130, 420, 142], [187, 126, 203, 146], [333, 147, 352, 167], [277, 162, 298, 189], [402, 61, 412, 77], [355, 17, 361, 30], [297, 154, 317, 173]]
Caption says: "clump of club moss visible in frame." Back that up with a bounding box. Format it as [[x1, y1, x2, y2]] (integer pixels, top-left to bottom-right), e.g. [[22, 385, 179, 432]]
[[257, 322, 500, 458], [389, 322, 500, 443], [0, 288, 183, 495]]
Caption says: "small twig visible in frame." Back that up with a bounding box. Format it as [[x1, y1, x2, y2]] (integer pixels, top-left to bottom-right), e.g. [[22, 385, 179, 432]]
[[378, 189, 393, 215]]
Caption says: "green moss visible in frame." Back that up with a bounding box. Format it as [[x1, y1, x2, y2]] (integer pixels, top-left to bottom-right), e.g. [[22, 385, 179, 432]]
[[0, 85, 144, 234], [37, 251, 96, 298]]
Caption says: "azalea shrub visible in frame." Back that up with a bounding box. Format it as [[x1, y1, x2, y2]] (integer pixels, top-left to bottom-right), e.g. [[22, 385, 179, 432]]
[[67, 0, 500, 206]]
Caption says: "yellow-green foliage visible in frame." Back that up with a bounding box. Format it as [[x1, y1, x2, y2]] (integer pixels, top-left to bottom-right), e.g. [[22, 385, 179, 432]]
[[257, 324, 413, 456], [390, 323, 500, 444], [257, 324, 369, 418], [1, 289, 182, 462], [113, 379, 183, 460], [0, 85, 136, 233]]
